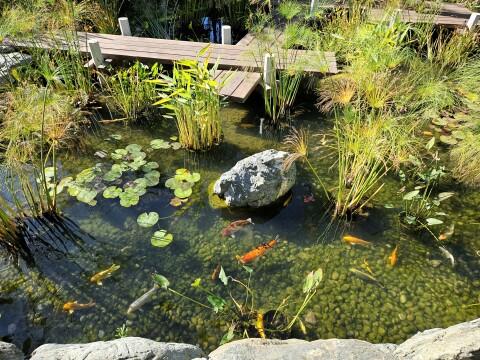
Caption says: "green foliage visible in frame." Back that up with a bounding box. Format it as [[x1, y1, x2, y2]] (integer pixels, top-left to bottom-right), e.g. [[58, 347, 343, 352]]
[[165, 168, 201, 200], [103, 62, 162, 123], [450, 132, 480, 188], [152, 46, 223, 150], [151, 230, 173, 247]]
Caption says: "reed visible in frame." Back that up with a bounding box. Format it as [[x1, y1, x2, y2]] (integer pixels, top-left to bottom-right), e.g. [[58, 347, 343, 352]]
[[151, 46, 223, 150], [102, 62, 161, 123]]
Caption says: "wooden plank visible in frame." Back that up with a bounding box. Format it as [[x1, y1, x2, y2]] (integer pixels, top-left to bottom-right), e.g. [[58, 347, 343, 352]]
[[214, 70, 261, 102]]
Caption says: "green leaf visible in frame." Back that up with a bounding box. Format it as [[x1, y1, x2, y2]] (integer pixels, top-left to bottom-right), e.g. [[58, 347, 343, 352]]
[[111, 148, 128, 160], [219, 266, 228, 286], [43, 167, 55, 179], [151, 230, 173, 247], [242, 265, 253, 274], [77, 188, 98, 205], [126, 144, 142, 153], [137, 212, 159, 227], [171, 142, 182, 150], [207, 294, 226, 313], [152, 274, 170, 289], [191, 278, 202, 287], [76, 168, 96, 183], [303, 268, 323, 293], [425, 137, 435, 150], [165, 178, 180, 189], [170, 136, 178, 141], [403, 190, 419, 201], [119, 191, 140, 207], [150, 139, 171, 149], [142, 162, 159, 172], [426, 218, 443, 226], [174, 187, 192, 199], [145, 171, 160, 186], [437, 192, 454, 201], [103, 186, 122, 199], [220, 325, 235, 345], [103, 169, 122, 182]]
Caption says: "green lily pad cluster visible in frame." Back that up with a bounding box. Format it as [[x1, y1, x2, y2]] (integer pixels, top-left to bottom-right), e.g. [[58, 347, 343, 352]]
[[66, 144, 160, 207], [135, 211, 174, 248], [150, 137, 182, 150], [429, 113, 471, 147], [165, 168, 201, 200]]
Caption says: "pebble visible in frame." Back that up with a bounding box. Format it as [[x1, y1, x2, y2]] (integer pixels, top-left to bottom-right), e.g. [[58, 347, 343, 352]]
[[400, 294, 407, 304], [331, 271, 339, 280]]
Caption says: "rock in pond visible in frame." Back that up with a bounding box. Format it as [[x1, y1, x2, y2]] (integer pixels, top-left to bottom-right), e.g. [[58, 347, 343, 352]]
[[394, 317, 480, 360], [208, 338, 396, 360], [30, 337, 205, 360], [213, 149, 296, 208], [0, 341, 23, 360]]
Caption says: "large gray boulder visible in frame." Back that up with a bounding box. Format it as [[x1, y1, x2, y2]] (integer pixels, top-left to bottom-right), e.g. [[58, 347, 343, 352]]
[[0, 341, 23, 360], [213, 149, 296, 207], [0, 52, 32, 84], [394, 318, 480, 360], [30, 337, 204, 360], [208, 338, 396, 360]]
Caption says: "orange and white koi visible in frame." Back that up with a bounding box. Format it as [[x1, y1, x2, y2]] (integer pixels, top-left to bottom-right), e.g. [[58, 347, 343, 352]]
[[63, 301, 95, 314], [343, 235, 372, 247], [221, 218, 254, 238], [236, 236, 278, 264], [388, 245, 399, 267], [90, 264, 120, 285], [439, 224, 455, 241], [255, 312, 266, 339]]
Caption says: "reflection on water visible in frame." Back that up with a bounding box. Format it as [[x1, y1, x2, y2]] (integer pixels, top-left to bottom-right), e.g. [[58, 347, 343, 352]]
[[1, 103, 479, 354]]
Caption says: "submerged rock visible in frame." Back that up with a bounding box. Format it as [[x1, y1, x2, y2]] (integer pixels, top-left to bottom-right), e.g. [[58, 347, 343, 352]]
[[208, 338, 396, 360], [213, 149, 296, 208], [394, 318, 480, 360], [30, 337, 205, 360], [0, 341, 23, 360]]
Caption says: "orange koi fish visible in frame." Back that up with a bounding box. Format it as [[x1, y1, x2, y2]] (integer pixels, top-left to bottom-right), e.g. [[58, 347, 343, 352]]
[[236, 236, 278, 264], [221, 218, 254, 238], [63, 301, 95, 314], [388, 245, 399, 266], [343, 235, 372, 247]]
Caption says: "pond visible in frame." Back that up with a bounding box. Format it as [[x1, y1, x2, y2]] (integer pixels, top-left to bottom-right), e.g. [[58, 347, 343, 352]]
[[1, 101, 479, 354]]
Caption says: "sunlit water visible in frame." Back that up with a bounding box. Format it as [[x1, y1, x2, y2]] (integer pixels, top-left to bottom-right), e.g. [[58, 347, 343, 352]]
[[1, 102, 479, 354]]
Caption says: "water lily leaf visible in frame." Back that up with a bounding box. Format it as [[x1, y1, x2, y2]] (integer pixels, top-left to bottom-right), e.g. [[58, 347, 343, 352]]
[[190, 172, 201, 182], [134, 178, 148, 188], [77, 188, 98, 205], [128, 158, 147, 171], [426, 218, 443, 226], [176, 168, 188, 175], [451, 130, 466, 140], [171, 142, 182, 150], [56, 177, 73, 193], [43, 167, 55, 179], [111, 149, 128, 160], [439, 135, 458, 145], [67, 183, 81, 197], [119, 191, 140, 207], [137, 212, 159, 227], [126, 144, 142, 153], [432, 118, 447, 126], [150, 139, 171, 149], [169, 136, 178, 141], [219, 266, 228, 286], [174, 187, 192, 199], [76, 168, 96, 184], [152, 273, 170, 289], [103, 169, 122, 181], [142, 162, 159, 172], [403, 190, 419, 201], [145, 170, 160, 186], [165, 178, 181, 189], [207, 295, 226, 313], [103, 186, 122, 199], [169, 197, 183, 207], [151, 230, 173, 247]]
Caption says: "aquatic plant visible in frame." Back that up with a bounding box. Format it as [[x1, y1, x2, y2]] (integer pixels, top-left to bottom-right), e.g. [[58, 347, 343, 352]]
[[152, 46, 223, 150], [450, 132, 480, 188], [102, 62, 162, 123], [165, 168, 201, 200]]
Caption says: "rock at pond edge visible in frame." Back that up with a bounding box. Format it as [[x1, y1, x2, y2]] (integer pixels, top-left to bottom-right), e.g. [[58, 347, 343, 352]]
[[213, 149, 296, 208], [0, 341, 23, 360]]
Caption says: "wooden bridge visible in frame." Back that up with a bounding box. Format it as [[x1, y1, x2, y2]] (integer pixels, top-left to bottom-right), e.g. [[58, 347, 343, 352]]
[[5, 29, 337, 103]]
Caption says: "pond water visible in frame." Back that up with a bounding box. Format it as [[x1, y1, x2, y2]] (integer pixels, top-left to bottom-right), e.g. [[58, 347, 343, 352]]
[[1, 101, 479, 354]]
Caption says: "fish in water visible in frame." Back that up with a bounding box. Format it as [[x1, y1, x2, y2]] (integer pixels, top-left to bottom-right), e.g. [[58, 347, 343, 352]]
[[343, 235, 372, 247], [221, 218, 254, 238], [63, 301, 95, 314], [127, 285, 159, 314], [211, 264, 221, 281], [236, 236, 279, 264], [439, 246, 455, 267], [90, 264, 120, 285], [439, 223, 455, 241], [255, 312, 266, 339], [388, 245, 399, 267], [350, 268, 385, 289]]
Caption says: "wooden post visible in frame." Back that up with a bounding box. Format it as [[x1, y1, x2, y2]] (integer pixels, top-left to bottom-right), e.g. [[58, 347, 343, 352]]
[[87, 39, 105, 68], [118, 17, 132, 36], [263, 53, 274, 90], [310, 0, 316, 16], [221, 25, 231, 45], [467, 13, 480, 31]]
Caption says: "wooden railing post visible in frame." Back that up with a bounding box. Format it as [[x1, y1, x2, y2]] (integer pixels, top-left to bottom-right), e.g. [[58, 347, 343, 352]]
[[221, 25, 232, 45], [118, 17, 132, 36], [467, 13, 480, 31], [263, 53, 275, 90], [87, 39, 105, 68]]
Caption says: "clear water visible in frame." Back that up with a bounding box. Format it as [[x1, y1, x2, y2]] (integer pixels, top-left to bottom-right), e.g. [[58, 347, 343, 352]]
[[1, 103, 479, 354]]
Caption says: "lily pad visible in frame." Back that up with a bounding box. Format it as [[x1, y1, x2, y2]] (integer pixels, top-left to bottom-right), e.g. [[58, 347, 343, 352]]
[[111, 149, 128, 160], [119, 191, 140, 207], [137, 212, 159, 227], [76, 168, 96, 184], [145, 170, 160, 186], [142, 162, 159, 172], [170, 197, 183, 207], [165, 178, 181, 189], [150, 139, 171, 149], [174, 187, 192, 199], [126, 144, 142, 153], [103, 186, 123, 199], [432, 118, 447, 126], [439, 135, 458, 146], [77, 188, 98, 205], [451, 130, 466, 140], [171, 142, 182, 150], [169, 136, 178, 141], [151, 230, 173, 247]]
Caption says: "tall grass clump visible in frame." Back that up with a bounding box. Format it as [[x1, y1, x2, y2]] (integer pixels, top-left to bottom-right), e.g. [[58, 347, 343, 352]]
[[102, 62, 162, 122], [450, 132, 480, 188], [152, 46, 223, 150]]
